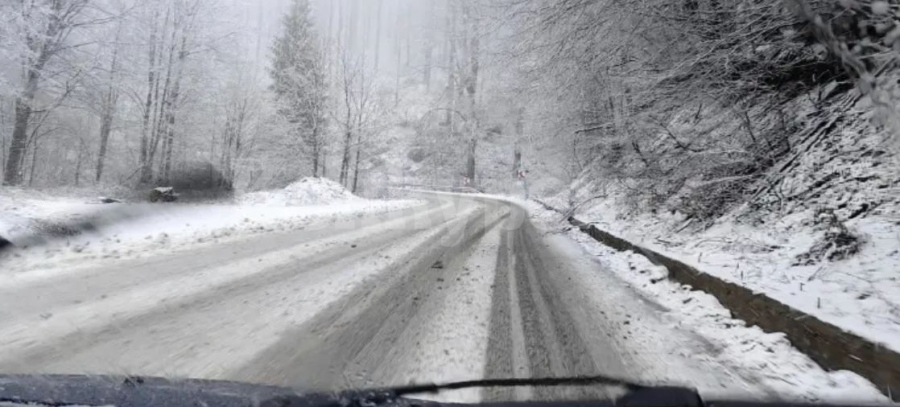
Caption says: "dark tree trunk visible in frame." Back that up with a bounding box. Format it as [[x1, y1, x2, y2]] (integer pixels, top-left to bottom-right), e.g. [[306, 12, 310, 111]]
[[96, 113, 113, 182], [74, 140, 84, 187], [466, 138, 476, 181], [3, 97, 33, 185], [140, 7, 163, 184], [352, 141, 361, 193], [27, 140, 39, 187], [513, 148, 522, 178], [96, 43, 119, 184], [423, 1, 435, 89], [461, 1, 479, 187], [312, 125, 320, 177], [92, 23, 119, 183], [0, 119, 7, 175], [340, 129, 352, 185], [147, 79, 169, 182], [163, 28, 186, 186], [163, 124, 174, 182], [394, 3, 401, 106], [405, 3, 411, 67]]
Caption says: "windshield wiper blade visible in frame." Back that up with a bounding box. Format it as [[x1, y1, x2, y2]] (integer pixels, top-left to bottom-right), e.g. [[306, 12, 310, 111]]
[[388, 374, 652, 397], [264, 375, 701, 407], [382, 375, 703, 407]]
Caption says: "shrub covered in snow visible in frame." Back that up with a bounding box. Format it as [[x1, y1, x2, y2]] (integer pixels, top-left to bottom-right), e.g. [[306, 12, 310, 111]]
[[794, 208, 861, 265]]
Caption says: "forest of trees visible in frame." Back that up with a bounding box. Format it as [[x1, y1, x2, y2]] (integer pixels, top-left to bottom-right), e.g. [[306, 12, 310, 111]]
[[1, 0, 897, 214], [0, 0, 280, 190], [493, 0, 900, 221], [0, 0, 497, 196]]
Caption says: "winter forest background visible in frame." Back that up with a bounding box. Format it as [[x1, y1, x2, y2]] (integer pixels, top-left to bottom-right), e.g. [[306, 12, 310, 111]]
[[0, 0, 524, 197], [5, 0, 900, 384], [2, 0, 900, 222]]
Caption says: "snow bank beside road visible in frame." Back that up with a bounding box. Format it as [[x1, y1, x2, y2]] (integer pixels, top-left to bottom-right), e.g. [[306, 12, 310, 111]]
[[543, 191, 900, 355], [524, 201, 886, 402], [0, 188, 106, 243], [1, 182, 424, 274], [239, 177, 359, 206]]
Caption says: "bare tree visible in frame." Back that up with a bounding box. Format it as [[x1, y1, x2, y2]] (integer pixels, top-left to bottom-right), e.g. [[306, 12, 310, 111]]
[[3, 0, 91, 185], [95, 22, 122, 183], [333, 51, 385, 192]]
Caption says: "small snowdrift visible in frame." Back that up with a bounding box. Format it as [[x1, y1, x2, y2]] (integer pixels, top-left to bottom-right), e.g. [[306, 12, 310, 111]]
[[0, 188, 110, 245], [240, 177, 360, 206]]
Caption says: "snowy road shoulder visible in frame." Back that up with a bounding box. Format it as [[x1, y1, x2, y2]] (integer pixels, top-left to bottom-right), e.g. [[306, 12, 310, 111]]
[[523, 201, 887, 402], [0, 198, 426, 274], [543, 193, 900, 354]]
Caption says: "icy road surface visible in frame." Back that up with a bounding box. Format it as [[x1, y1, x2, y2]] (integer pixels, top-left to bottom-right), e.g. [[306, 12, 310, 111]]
[[0, 193, 882, 402]]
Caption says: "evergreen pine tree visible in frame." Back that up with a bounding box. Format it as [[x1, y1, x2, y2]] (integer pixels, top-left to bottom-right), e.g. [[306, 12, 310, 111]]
[[270, 0, 328, 176]]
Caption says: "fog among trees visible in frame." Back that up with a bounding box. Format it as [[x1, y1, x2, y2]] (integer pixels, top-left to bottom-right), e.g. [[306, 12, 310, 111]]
[[1, 0, 898, 213]]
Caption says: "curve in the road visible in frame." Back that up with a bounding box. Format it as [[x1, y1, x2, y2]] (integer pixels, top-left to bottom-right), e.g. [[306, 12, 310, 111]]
[[0, 194, 771, 402]]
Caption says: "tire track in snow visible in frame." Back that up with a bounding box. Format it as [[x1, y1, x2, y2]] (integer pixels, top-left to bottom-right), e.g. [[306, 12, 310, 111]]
[[232, 200, 508, 392], [0, 197, 463, 376]]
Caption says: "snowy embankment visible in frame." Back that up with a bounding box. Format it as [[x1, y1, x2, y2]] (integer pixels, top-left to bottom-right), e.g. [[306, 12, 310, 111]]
[[0, 178, 424, 273], [524, 201, 886, 401], [541, 189, 900, 355]]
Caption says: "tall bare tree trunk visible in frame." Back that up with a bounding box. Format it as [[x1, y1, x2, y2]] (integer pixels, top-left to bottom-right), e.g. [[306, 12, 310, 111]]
[[0, 104, 6, 176], [340, 128, 352, 185], [312, 123, 320, 177], [339, 69, 353, 185], [352, 140, 361, 193], [352, 111, 364, 192], [140, 7, 165, 184], [373, 0, 383, 70], [162, 33, 189, 183], [148, 9, 179, 183], [394, 4, 402, 106], [74, 139, 84, 187], [96, 108, 114, 183], [5, 63, 48, 185], [423, 0, 435, 89], [96, 31, 121, 183], [405, 3, 411, 67], [462, 2, 479, 183], [446, 1, 457, 128], [4, 89, 35, 185], [27, 139, 39, 187]]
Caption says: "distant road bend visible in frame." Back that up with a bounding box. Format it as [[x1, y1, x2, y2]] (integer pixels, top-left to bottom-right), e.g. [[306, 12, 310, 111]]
[[0, 192, 768, 401]]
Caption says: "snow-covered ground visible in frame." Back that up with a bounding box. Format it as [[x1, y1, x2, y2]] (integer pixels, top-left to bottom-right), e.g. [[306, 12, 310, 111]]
[[524, 201, 887, 402], [0, 178, 425, 274], [535, 92, 900, 355], [541, 189, 900, 355]]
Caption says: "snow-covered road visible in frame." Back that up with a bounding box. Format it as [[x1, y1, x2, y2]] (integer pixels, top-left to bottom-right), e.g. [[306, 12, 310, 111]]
[[0, 193, 885, 402]]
